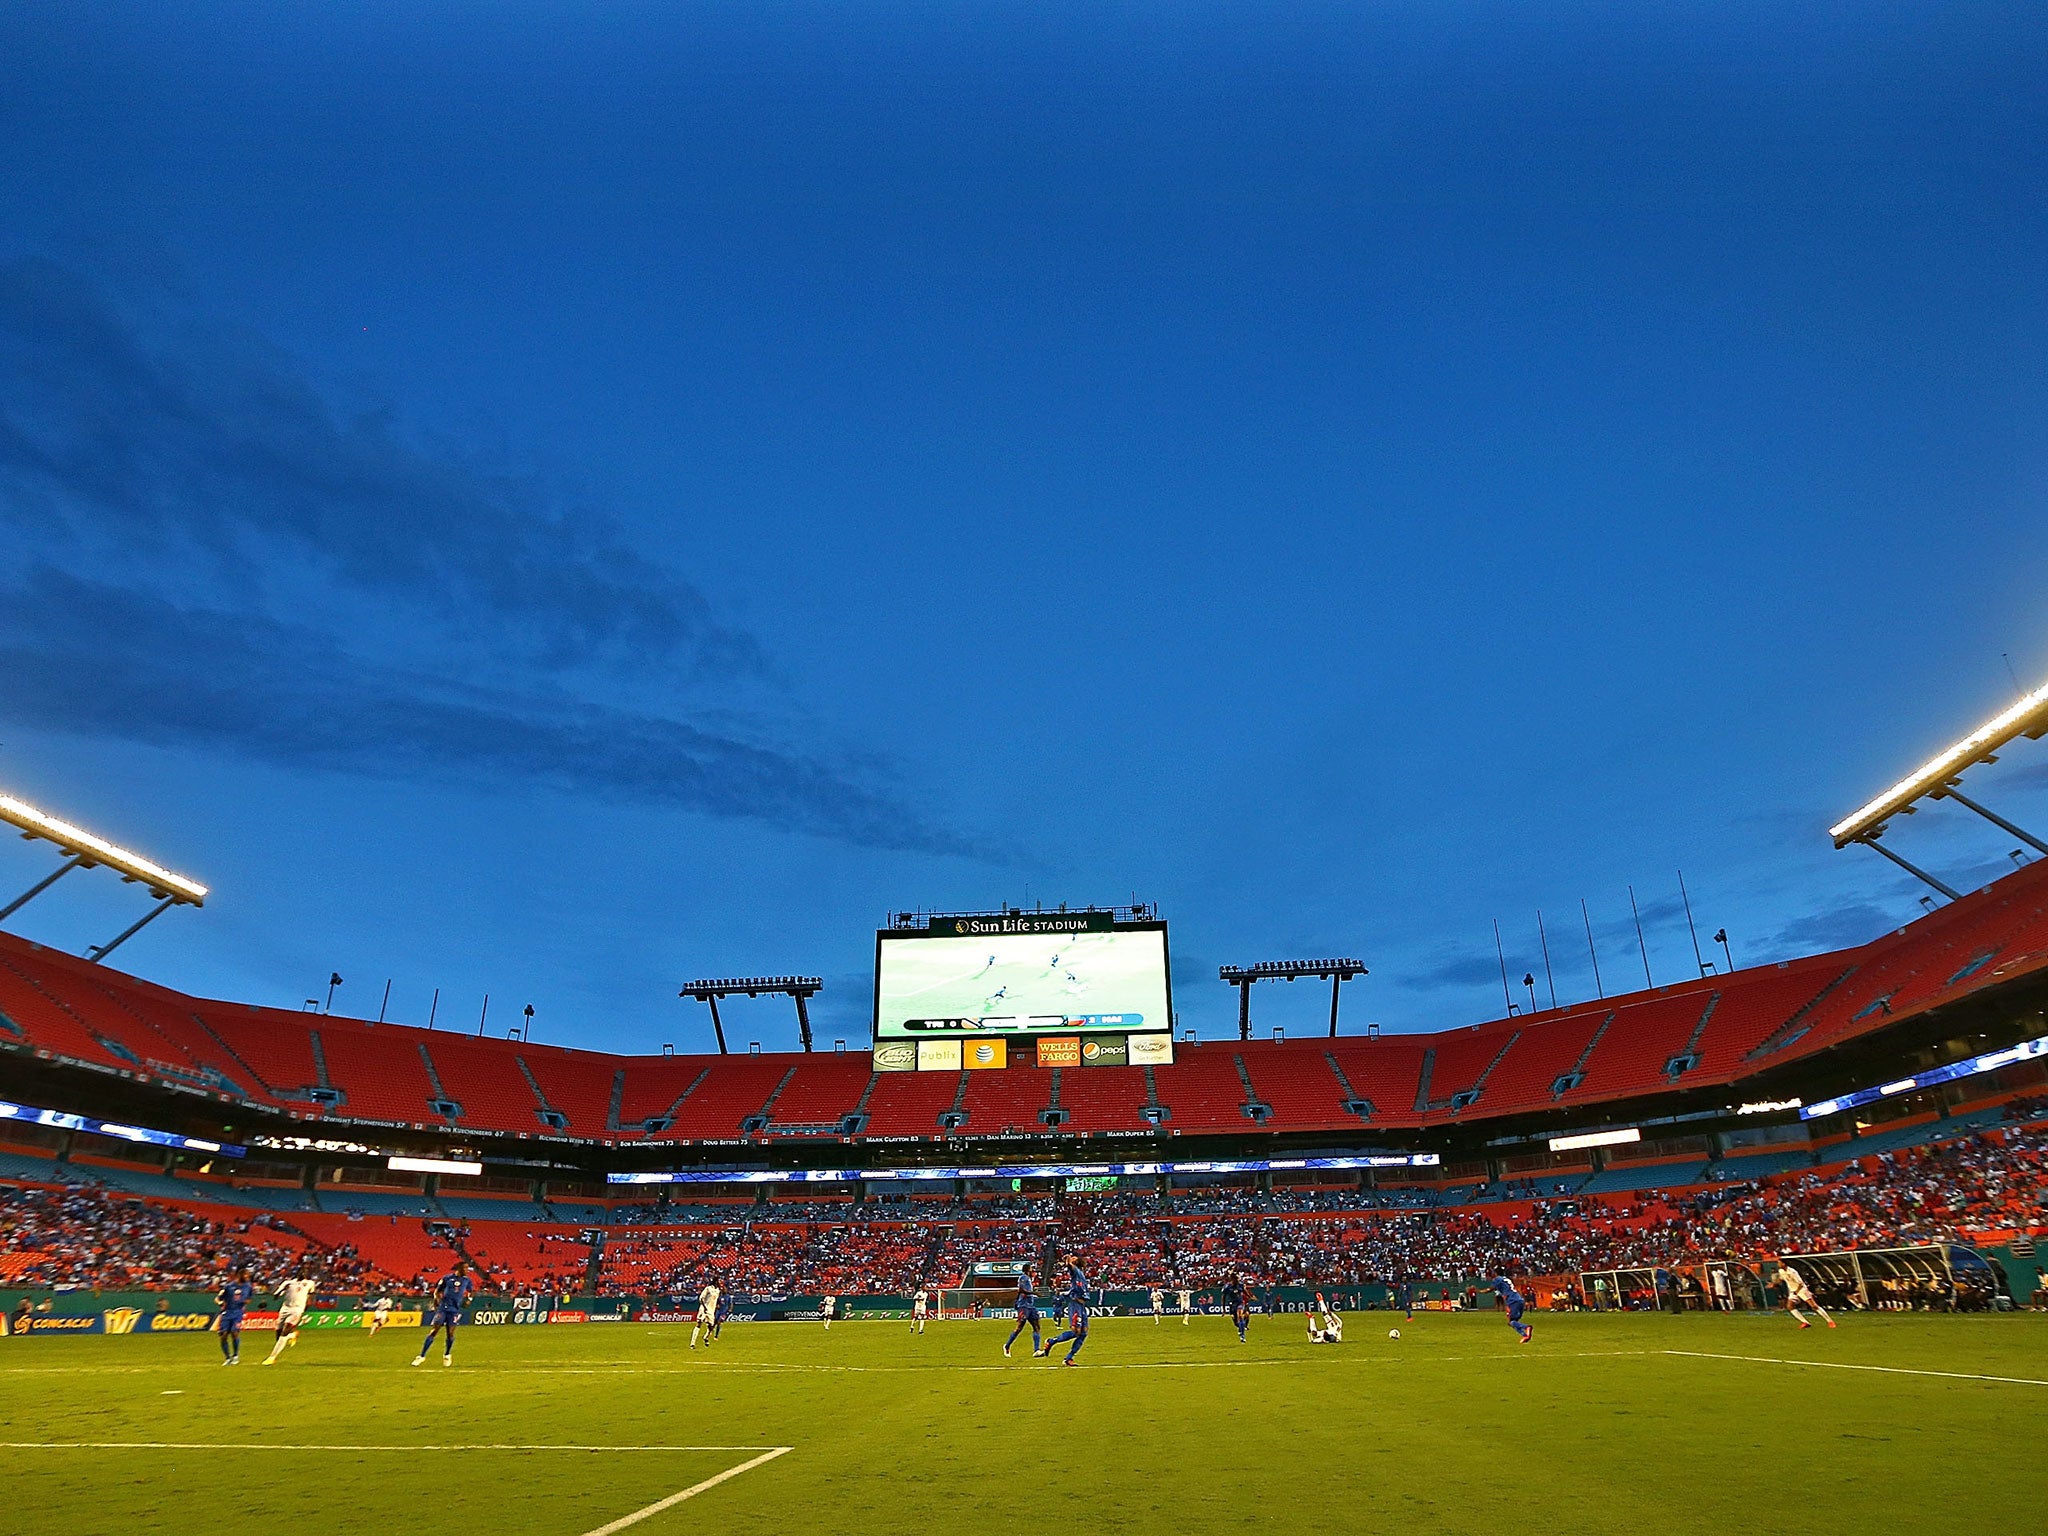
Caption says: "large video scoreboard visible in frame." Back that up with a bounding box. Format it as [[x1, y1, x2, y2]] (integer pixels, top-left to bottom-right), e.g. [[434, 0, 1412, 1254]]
[[872, 911, 1173, 1071]]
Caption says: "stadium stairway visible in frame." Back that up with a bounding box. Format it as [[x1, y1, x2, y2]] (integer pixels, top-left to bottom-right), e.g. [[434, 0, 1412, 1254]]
[[861, 1069, 963, 1136], [959, 1064, 1055, 1134], [1057, 1059, 1155, 1132], [1236, 1044, 1354, 1131], [1151, 1044, 1257, 1131], [763, 1056, 873, 1133]]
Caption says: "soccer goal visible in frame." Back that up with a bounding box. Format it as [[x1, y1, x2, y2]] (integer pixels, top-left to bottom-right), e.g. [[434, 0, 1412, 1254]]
[[936, 1289, 990, 1320]]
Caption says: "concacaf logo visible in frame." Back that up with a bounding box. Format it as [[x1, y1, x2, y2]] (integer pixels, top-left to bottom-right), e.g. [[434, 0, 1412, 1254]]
[[102, 1308, 144, 1335]]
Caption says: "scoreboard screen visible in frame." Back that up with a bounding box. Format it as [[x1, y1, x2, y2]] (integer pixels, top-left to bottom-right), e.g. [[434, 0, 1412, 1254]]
[[874, 915, 1170, 1042]]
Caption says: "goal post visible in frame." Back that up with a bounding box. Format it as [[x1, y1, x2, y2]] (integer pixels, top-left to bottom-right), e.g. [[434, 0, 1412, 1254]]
[[937, 1288, 990, 1320]]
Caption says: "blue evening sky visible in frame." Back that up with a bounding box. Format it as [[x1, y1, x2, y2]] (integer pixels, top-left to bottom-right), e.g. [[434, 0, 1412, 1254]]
[[1, 2, 2043, 1053]]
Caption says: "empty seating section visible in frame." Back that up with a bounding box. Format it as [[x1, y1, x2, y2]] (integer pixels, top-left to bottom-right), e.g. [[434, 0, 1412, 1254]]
[[1236, 1044, 1351, 1129], [617, 1057, 708, 1128], [1418, 1025, 1514, 1114], [290, 1211, 462, 1286], [959, 1065, 1052, 1134], [861, 1070, 961, 1136], [764, 1057, 872, 1128], [13, 949, 242, 1092], [519, 1047, 618, 1133], [1579, 1159, 1710, 1193], [668, 1057, 789, 1138], [460, 1224, 592, 1290], [423, 1037, 547, 1132], [1151, 1046, 1249, 1130], [1478, 1006, 1605, 1112], [1563, 991, 1712, 1104], [1686, 960, 1847, 1076], [1788, 859, 2048, 1054], [1056, 1063, 1152, 1132], [199, 1005, 325, 1097], [1327, 1036, 1428, 1118], [315, 1187, 435, 1217], [1706, 1147, 1815, 1180], [6, 858, 2048, 1147], [0, 953, 133, 1071], [437, 1194, 551, 1222], [314, 1023, 438, 1123], [87, 982, 263, 1098], [181, 1177, 316, 1212]]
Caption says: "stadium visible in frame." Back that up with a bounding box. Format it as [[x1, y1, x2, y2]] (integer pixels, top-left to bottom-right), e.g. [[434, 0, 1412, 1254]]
[[2, 678, 2047, 1533], [6, 6, 2047, 1534]]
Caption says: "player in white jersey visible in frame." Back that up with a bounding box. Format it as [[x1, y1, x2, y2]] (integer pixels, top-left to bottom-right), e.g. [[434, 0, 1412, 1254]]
[[1780, 1265, 1836, 1330], [262, 1274, 317, 1364], [365, 1296, 393, 1336], [822, 1295, 837, 1329], [1308, 1291, 1342, 1343], [1150, 1288, 1165, 1323], [690, 1282, 721, 1348], [1176, 1287, 1193, 1324], [911, 1290, 929, 1333]]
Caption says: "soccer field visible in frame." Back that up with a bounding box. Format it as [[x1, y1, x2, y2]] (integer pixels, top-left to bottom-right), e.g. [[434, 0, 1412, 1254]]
[[3, 1312, 2040, 1536]]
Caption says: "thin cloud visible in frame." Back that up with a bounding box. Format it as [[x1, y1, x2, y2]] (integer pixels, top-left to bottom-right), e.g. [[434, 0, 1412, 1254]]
[[1766, 902, 1899, 956], [0, 257, 755, 676], [0, 567, 979, 856], [1411, 948, 1507, 991]]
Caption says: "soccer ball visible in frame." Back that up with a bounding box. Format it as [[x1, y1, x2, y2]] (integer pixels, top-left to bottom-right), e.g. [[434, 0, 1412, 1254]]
[[1388, 1328, 1401, 1339]]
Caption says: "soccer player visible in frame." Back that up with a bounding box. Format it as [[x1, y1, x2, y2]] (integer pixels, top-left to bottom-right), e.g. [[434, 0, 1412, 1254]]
[[413, 1263, 474, 1367], [1004, 1266, 1042, 1357], [691, 1280, 721, 1349], [1229, 1273, 1251, 1342], [261, 1272, 316, 1365], [1036, 1254, 1090, 1366], [1494, 1275, 1533, 1343], [713, 1290, 732, 1339], [215, 1269, 253, 1364], [365, 1295, 393, 1337], [1176, 1286, 1193, 1325], [1780, 1265, 1837, 1330], [1150, 1287, 1165, 1324], [912, 1288, 930, 1333], [821, 1294, 837, 1330]]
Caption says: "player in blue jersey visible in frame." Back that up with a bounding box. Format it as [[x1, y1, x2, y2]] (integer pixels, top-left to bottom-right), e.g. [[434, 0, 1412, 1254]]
[[1035, 1255, 1090, 1365], [413, 1264, 474, 1367], [713, 1290, 732, 1339], [1397, 1275, 1416, 1321], [1229, 1273, 1251, 1341], [215, 1269, 253, 1364], [1494, 1275, 1533, 1343], [1004, 1266, 1043, 1358]]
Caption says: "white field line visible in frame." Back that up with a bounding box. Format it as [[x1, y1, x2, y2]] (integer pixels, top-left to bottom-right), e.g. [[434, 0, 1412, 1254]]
[[491, 1348, 1653, 1374], [1664, 1349, 2048, 1388], [0, 1442, 781, 1452], [0, 1349, 1652, 1378], [580, 1446, 791, 1536]]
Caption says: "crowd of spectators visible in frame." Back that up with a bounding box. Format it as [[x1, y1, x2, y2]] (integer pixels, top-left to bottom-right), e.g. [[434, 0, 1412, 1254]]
[[5, 1122, 2041, 1299], [589, 1124, 2048, 1297], [0, 1181, 381, 1290]]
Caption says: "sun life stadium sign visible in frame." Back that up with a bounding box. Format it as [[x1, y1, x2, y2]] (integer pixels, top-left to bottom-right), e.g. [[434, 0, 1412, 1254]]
[[933, 913, 1116, 936]]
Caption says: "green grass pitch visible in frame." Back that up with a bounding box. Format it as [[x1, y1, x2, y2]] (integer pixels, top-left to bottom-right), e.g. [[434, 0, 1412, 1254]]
[[2, 1311, 2040, 1535]]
